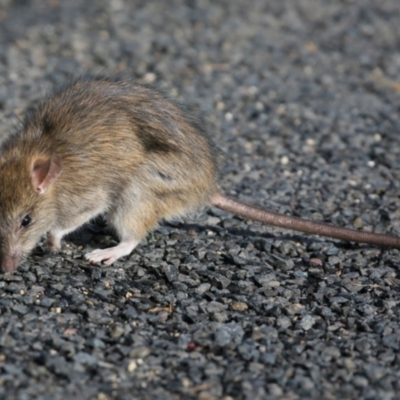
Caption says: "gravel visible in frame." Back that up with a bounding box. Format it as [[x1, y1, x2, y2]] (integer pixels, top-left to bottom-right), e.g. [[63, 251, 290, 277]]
[[1, 0, 400, 399]]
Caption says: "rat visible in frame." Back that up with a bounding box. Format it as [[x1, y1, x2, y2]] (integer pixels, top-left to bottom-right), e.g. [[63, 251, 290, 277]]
[[0, 76, 400, 273]]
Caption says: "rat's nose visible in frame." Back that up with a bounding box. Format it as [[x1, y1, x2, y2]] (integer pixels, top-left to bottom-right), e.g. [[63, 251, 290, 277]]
[[1, 257, 18, 273]]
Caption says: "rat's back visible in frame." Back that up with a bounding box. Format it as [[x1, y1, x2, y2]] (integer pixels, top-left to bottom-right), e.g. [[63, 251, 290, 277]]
[[0, 77, 219, 270], [2, 77, 219, 212]]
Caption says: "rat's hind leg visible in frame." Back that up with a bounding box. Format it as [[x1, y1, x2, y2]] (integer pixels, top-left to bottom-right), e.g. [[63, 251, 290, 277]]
[[84, 239, 140, 266], [85, 173, 203, 266], [85, 199, 160, 266]]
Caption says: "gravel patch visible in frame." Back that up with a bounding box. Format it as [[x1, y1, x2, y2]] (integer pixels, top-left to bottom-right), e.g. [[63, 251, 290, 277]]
[[1, 0, 400, 399]]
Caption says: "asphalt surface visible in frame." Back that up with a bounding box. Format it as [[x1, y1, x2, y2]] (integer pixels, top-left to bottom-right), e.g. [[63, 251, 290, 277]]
[[1, 0, 400, 399]]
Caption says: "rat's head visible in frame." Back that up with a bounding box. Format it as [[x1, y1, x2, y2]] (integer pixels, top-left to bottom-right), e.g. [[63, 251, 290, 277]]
[[0, 153, 62, 273]]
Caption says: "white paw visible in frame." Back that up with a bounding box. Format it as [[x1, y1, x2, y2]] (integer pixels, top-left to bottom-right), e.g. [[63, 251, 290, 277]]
[[85, 248, 120, 266], [47, 234, 62, 251], [85, 240, 139, 266]]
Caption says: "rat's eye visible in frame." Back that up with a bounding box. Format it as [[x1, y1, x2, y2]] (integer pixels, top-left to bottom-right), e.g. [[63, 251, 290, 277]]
[[20, 214, 32, 228]]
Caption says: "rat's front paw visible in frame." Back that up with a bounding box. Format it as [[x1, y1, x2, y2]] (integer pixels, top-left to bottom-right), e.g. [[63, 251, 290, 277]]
[[47, 233, 61, 251]]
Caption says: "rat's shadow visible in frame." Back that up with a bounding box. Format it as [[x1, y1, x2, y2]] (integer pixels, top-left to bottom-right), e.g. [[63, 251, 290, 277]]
[[65, 216, 110, 245], [64, 215, 380, 253]]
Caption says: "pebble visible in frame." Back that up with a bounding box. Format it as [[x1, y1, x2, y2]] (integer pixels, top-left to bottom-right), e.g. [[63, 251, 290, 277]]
[[300, 315, 316, 331]]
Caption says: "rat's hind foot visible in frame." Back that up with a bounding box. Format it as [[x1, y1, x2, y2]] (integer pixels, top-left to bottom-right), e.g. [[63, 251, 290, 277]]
[[85, 239, 139, 266]]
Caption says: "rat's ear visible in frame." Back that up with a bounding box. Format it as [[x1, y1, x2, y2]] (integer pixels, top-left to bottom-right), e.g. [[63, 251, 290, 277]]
[[31, 154, 63, 194]]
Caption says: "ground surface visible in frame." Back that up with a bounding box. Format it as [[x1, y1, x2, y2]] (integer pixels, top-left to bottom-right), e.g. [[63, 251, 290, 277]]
[[1, 0, 400, 399]]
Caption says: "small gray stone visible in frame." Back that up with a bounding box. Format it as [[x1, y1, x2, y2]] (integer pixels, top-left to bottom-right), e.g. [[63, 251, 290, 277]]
[[215, 322, 245, 347], [300, 315, 316, 331]]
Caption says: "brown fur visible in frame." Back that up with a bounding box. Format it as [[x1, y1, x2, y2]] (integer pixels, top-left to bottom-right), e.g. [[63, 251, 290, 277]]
[[1, 76, 400, 273], [0, 77, 218, 271]]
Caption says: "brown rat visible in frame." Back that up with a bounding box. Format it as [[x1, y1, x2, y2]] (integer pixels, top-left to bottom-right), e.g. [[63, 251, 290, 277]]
[[0, 76, 400, 273]]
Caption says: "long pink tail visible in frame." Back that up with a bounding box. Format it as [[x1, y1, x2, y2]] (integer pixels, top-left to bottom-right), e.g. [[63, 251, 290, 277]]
[[210, 193, 400, 248]]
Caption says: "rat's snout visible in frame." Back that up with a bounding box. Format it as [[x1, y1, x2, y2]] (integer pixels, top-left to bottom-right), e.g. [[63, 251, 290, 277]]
[[1, 256, 20, 273], [0, 229, 33, 273], [0, 242, 22, 273]]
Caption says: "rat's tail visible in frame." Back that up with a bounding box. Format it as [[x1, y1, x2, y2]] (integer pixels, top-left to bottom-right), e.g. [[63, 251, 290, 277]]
[[210, 193, 400, 248]]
